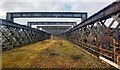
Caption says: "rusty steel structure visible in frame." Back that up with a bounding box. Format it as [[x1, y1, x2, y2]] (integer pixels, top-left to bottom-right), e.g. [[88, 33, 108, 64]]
[[2, 11, 87, 51], [37, 26, 72, 35], [0, 19, 51, 51], [27, 21, 77, 27], [61, 2, 120, 67], [6, 12, 87, 22], [0, 1, 120, 69]]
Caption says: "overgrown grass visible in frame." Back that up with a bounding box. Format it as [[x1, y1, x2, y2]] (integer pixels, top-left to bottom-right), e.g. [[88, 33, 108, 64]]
[[2, 37, 111, 68]]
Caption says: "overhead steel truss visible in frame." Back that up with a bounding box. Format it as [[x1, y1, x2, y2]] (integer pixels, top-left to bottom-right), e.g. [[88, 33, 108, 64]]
[[6, 12, 87, 22], [27, 21, 77, 27], [37, 26, 72, 35]]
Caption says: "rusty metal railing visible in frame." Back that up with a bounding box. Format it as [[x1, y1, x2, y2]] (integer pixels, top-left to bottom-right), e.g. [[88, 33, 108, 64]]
[[0, 19, 51, 51], [61, 1, 120, 67]]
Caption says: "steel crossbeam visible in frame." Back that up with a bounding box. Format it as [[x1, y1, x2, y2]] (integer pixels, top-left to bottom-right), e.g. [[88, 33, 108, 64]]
[[6, 12, 87, 22]]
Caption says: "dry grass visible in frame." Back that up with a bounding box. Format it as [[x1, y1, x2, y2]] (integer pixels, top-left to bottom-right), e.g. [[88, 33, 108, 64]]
[[2, 37, 112, 68]]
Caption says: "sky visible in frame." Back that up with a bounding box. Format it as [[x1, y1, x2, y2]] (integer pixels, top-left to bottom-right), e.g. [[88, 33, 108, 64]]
[[0, 0, 117, 28]]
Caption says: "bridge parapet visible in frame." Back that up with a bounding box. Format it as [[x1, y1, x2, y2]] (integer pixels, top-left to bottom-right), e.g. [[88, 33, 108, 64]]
[[0, 19, 51, 51], [61, 1, 120, 68]]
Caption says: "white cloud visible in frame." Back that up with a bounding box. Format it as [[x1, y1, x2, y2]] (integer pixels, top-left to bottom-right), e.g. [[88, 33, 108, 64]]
[[0, 2, 73, 18], [0, 0, 116, 2], [0, 2, 113, 18], [0, 1, 116, 25], [69, 2, 112, 16]]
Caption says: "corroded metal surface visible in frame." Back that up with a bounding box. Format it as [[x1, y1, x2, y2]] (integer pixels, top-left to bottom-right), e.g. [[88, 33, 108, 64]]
[[37, 26, 72, 35], [69, 2, 120, 32], [0, 19, 51, 51], [61, 1, 120, 66], [27, 21, 76, 27], [6, 12, 87, 22]]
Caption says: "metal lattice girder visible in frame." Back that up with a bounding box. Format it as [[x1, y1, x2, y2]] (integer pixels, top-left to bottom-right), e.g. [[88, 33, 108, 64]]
[[61, 1, 120, 67], [0, 19, 51, 51], [37, 26, 72, 35], [27, 21, 77, 27], [6, 12, 87, 22], [68, 2, 120, 32]]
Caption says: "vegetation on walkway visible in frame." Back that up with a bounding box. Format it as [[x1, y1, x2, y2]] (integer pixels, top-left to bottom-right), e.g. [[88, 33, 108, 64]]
[[2, 37, 112, 68]]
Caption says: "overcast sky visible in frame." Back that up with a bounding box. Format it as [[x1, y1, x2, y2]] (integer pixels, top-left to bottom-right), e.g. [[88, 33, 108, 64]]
[[0, 0, 116, 27]]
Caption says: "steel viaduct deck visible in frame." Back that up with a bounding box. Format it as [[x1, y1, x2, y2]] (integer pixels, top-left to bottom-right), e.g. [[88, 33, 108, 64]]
[[0, 1, 120, 69]]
